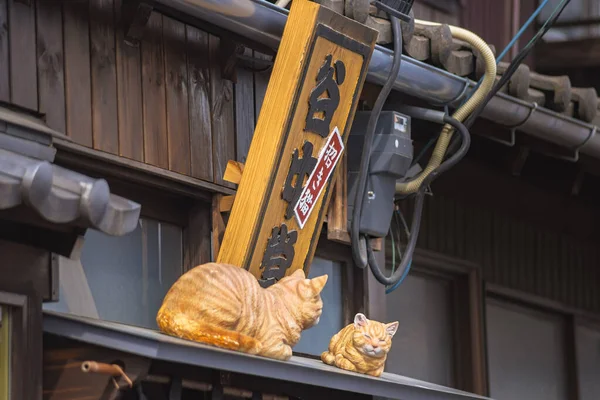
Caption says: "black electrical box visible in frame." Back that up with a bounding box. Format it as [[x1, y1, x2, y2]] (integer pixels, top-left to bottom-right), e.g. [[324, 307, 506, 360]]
[[347, 111, 413, 238]]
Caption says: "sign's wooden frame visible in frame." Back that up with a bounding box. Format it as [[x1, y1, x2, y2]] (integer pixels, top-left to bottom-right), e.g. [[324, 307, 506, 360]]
[[218, 0, 377, 283]]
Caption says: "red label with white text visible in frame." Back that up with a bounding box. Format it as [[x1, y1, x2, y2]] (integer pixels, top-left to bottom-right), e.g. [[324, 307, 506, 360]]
[[294, 127, 344, 229]]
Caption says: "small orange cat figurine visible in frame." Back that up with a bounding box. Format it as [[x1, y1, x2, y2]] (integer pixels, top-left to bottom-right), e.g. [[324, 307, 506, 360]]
[[156, 263, 327, 361], [321, 313, 398, 377]]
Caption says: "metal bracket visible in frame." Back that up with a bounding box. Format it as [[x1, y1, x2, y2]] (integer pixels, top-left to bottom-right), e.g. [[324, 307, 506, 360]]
[[121, 0, 154, 47], [484, 104, 539, 148], [81, 361, 133, 391], [220, 40, 245, 83]]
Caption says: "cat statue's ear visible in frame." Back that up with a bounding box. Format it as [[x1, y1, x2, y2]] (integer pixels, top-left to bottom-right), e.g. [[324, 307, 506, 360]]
[[354, 313, 368, 328], [310, 275, 328, 293], [292, 269, 306, 278], [385, 321, 399, 337]]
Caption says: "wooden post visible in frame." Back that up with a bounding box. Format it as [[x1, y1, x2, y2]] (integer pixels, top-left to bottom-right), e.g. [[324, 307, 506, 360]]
[[217, 0, 377, 283]]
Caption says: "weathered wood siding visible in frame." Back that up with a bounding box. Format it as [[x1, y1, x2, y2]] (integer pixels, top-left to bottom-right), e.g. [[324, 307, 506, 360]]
[[1, 0, 240, 188], [413, 1, 460, 25], [393, 195, 600, 314]]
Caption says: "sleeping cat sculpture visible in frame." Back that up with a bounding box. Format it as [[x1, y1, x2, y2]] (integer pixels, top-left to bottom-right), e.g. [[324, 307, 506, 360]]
[[156, 262, 328, 361], [321, 313, 399, 377]]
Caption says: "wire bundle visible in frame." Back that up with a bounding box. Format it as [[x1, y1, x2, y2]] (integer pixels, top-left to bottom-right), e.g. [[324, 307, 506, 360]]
[[351, 0, 573, 292]]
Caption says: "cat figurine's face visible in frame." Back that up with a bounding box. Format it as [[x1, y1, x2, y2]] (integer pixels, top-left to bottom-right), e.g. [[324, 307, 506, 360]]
[[352, 313, 398, 358], [277, 269, 328, 329]]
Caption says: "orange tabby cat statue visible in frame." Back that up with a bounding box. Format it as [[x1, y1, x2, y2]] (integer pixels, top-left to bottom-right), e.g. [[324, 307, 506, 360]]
[[156, 262, 328, 361], [321, 313, 399, 377]]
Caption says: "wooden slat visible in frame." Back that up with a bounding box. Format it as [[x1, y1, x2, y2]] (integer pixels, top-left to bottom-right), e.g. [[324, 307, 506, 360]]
[[63, 0, 93, 146], [9, 0, 37, 110], [235, 48, 255, 164], [36, 0, 66, 133], [186, 25, 213, 181], [0, 0, 9, 102], [163, 16, 190, 175], [183, 203, 212, 271], [115, 0, 144, 161], [89, 0, 119, 153], [253, 51, 271, 121], [219, 194, 235, 212], [209, 35, 235, 188], [141, 12, 168, 168], [212, 194, 226, 260], [223, 160, 244, 185], [327, 154, 350, 245]]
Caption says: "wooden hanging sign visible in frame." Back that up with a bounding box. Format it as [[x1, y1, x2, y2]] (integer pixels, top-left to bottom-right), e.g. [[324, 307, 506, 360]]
[[217, 0, 377, 284]]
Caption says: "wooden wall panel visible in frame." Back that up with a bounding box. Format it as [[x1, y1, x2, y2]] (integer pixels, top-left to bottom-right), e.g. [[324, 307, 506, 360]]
[[235, 49, 255, 164], [9, 0, 37, 110], [4, 0, 250, 189], [397, 194, 600, 314], [461, 0, 511, 54], [90, 0, 119, 153], [63, 0, 93, 147], [186, 26, 213, 181], [35, 0, 66, 133], [115, 0, 143, 161], [141, 12, 168, 168], [209, 35, 235, 188], [413, 1, 460, 25], [163, 16, 190, 175], [0, 0, 9, 102], [253, 51, 272, 122]]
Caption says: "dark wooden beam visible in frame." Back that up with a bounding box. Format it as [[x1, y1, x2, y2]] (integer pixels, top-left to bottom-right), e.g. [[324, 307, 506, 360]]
[[432, 154, 600, 242], [53, 138, 234, 199], [536, 38, 600, 69]]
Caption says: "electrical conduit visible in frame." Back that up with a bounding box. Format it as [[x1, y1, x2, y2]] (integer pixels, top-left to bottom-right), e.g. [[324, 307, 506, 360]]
[[395, 21, 497, 195]]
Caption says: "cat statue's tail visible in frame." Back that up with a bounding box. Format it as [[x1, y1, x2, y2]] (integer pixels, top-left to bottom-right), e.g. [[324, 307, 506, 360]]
[[156, 306, 262, 355]]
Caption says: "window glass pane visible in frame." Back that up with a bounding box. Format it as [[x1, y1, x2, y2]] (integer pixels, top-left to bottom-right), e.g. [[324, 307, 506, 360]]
[[486, 298, 567, 400], [576, 324, 600, 400], [293, 257, 344, 356], [44, 218, 183, 330], [385, 272, 455, 387]]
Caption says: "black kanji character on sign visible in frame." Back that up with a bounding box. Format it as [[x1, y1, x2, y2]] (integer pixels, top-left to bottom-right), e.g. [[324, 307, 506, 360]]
[[282, 141, 317, 219], [260, 223, 298, 282], [305, 54, 346, 138]]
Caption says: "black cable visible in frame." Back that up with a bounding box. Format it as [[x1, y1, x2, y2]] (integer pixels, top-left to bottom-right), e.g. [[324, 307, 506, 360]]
[[366, 114, 471, 285], [445, 0, 570, 157], [464, 0, 570, 129], [351, 14, 403, 269]]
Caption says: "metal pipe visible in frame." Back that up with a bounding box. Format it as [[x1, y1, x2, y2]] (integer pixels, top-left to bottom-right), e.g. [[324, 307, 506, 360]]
[[147, 0, 600, 161], [81, 361, 133, 389]]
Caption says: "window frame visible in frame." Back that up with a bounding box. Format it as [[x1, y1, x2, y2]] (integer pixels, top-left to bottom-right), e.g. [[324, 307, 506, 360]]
[[47, 142, 214, 326], [401, 250, 487, 395], [0, 291, 31, 400], [52, 141, 214, 273], [484, 284, 600, 399], [290, 233, 368, 359]]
